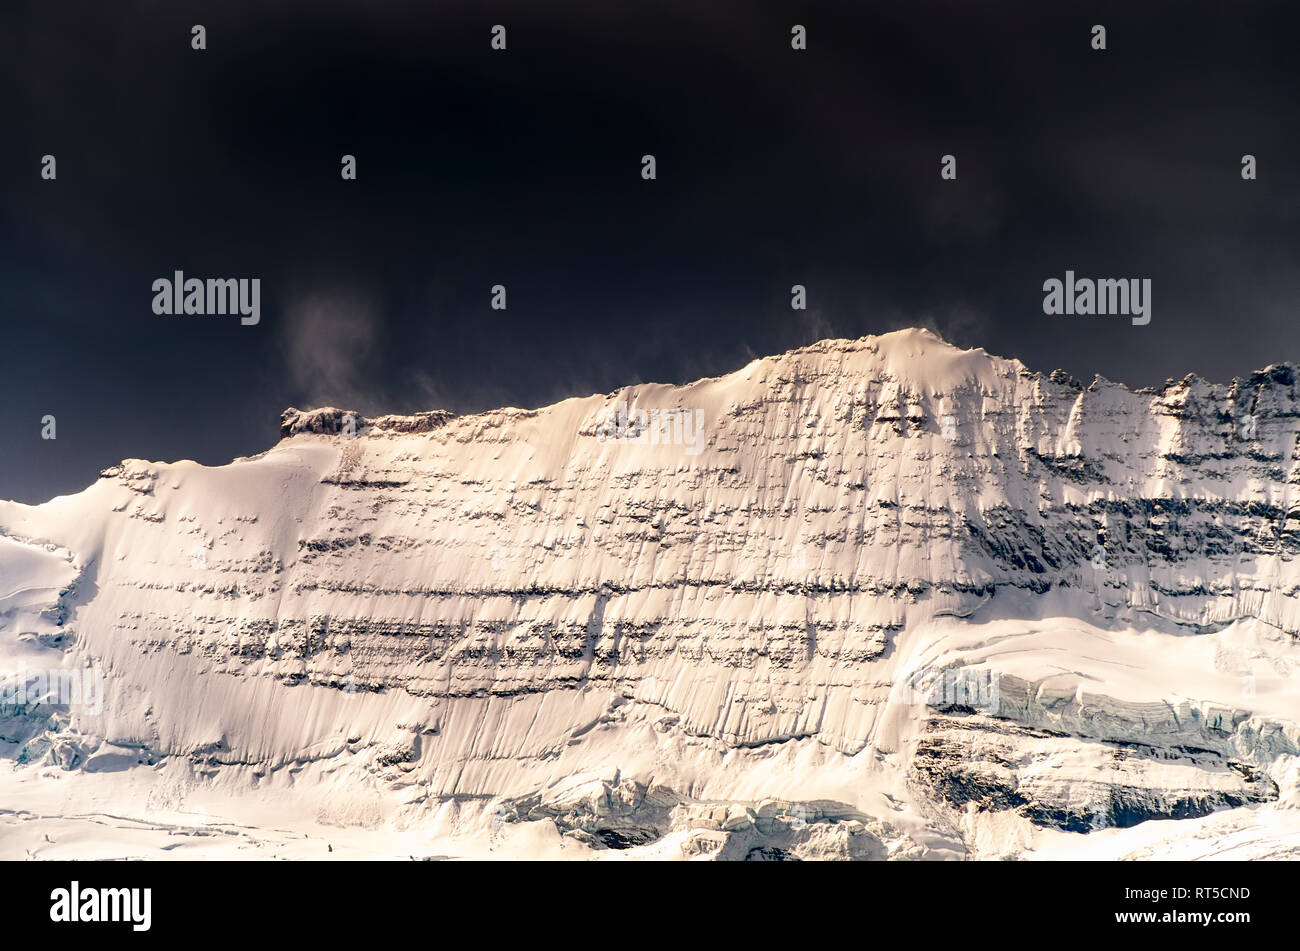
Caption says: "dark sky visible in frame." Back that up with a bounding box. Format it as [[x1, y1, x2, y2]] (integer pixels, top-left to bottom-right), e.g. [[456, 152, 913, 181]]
[[2, 0, 1298, 503]]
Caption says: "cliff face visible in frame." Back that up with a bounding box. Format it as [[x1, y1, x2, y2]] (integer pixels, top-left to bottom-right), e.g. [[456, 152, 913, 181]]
[[3, 328, 1300, 859]]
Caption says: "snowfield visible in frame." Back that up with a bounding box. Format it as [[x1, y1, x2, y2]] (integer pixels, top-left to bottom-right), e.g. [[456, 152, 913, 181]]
[[2, 327, 1300, 860]]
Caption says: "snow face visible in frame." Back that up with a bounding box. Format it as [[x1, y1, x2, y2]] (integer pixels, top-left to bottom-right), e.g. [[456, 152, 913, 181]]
[[3, 327, 1300, 860]]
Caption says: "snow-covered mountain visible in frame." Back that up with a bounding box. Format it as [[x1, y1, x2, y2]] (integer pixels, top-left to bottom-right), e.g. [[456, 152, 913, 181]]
[[3, 327, 1300, 860]]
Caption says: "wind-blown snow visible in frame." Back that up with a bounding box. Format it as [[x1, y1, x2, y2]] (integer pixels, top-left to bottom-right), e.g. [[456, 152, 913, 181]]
[[2, 328, 1299, 860]]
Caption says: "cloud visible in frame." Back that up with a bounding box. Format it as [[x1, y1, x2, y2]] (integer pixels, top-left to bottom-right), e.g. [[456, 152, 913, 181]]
[[796, 306, 842, 346], [881, 302, 990, 350], [280, 291, 382, 412]]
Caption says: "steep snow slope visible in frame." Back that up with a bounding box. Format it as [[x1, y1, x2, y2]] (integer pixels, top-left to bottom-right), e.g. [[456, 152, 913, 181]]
[[2, 328, 1299, 860]]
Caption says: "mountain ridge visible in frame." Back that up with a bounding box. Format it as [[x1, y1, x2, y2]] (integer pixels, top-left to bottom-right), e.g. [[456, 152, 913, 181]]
[[3, 325, 1300, 860]]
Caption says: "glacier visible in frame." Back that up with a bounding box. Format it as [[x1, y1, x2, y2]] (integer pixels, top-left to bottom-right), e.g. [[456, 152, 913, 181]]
[[2, 327, 1299, 860]]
